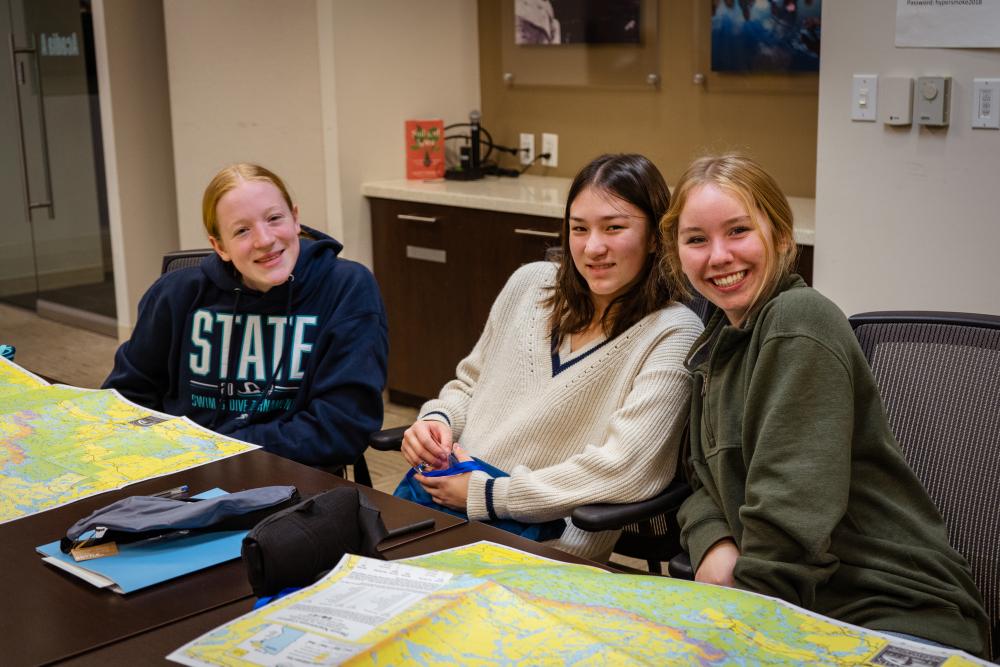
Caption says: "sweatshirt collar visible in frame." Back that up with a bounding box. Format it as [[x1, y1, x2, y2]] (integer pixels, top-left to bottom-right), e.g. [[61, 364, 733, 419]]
[[684, 273, 807, 371]]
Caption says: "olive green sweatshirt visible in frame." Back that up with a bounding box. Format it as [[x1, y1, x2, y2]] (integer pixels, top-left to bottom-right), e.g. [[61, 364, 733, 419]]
[[677, 276, 988, 657]]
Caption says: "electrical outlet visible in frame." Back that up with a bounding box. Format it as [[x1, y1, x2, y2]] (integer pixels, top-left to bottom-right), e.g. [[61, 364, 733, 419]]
[[519, 133, 535, 165], [541, 133, 558, 167]]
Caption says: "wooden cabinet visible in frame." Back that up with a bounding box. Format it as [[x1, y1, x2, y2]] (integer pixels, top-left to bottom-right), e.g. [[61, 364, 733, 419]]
[[370, 198, 561, 406]]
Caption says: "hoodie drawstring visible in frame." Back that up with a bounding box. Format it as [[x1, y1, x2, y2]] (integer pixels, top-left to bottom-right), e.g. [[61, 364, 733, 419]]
[[212, 286, 243, 428], [239, 274, 295, 426]]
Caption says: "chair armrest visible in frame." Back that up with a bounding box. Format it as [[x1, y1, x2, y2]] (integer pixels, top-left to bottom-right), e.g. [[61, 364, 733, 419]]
[[667, 551, 694, 580], [368, 426, 407, 451], [570, 479, 692, 533]]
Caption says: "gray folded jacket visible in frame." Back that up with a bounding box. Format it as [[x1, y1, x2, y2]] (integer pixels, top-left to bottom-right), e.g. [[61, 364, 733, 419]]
[[60, 485, 299, 553]]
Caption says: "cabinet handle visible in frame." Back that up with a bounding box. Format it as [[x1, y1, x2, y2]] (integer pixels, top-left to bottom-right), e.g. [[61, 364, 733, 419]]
[[406, 245, 446, 263], [397, 214, 438, 223], [514, 228, 559, 239]]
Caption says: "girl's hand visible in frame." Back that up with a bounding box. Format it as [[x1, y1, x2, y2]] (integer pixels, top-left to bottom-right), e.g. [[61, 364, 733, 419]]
[[450, 442, 472, 463], [414, 445, 474, 511], [401, 420, 454, 471], [695, 538, 740, 587]]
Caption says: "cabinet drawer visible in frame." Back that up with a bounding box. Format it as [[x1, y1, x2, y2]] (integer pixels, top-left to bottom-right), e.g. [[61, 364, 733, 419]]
[[369, 197, 562, 405], [371, 199, 448, 253]]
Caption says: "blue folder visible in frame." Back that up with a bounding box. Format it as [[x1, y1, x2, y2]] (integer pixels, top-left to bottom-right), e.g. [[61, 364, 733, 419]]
[[36, 488, 246, 594]]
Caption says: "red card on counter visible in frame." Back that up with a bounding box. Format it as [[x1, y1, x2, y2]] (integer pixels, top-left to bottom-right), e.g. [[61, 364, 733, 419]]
[[405, 119, 445, 179]]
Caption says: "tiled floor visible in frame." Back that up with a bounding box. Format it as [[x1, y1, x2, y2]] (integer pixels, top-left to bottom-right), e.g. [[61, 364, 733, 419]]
[[0, 302, 120, 388], [0, 302, 652, 572]]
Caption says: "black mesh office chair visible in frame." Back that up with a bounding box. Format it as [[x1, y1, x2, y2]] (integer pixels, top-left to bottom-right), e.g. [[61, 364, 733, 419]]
[[161, 250, 373, 487], [161, 249, 215, 275], [669, 310, 1000, 628], [850, 311, 1000, 661]]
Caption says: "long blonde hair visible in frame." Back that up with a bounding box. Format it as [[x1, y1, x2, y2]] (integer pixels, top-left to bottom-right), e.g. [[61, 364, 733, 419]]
[[659, 154, 798, 320]]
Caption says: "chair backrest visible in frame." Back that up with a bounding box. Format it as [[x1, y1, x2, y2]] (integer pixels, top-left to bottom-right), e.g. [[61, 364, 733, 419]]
[[849, 311, 1000, 660], [162, 249, 213, 275]]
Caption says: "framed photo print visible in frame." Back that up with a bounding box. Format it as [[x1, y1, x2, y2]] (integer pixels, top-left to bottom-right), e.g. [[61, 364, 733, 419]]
[[710, 0, 821, 73], [515, 0, 642, 45]]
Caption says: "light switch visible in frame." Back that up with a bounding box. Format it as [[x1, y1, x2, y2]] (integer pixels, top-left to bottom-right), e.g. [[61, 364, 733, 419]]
[[915, 76, 951, 127], [851, 74, 878, 122], [972, 78, 1000, 129]]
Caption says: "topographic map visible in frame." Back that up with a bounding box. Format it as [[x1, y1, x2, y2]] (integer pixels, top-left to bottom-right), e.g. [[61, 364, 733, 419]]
[[170, 541, 988, 666], [0, 358, 257, 524]]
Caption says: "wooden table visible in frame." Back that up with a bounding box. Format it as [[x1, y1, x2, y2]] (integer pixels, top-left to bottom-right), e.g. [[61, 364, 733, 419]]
[[59, 511, 612, 665], [59, 523, 612, 665], [0, 450, 464, 666]]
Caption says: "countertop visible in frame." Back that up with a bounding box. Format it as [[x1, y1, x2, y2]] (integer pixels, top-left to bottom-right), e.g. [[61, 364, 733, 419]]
[[362, 175, 815, 246]]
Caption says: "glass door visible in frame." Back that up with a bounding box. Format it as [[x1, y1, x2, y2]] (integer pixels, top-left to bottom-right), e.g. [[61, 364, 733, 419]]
[[0, 0, 113, 335]]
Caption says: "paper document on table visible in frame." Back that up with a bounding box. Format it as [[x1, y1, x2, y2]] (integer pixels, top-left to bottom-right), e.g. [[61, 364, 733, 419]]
[[41, 555, 117, 589], [169, 555, 455, 666], [0, 357, 258, 524], [169, 540, 990, 666]]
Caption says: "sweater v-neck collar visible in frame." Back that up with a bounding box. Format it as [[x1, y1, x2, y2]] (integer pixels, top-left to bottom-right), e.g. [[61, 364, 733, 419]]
[[550, 330, 612, 376]]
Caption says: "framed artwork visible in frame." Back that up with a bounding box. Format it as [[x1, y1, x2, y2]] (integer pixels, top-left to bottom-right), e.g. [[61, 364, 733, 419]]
[[710, 0, 821, 73], [503, 0, 659, 89], [515, 0, 642, 45]]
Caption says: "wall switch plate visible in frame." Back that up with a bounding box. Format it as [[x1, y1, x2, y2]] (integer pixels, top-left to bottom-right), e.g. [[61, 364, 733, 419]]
[[541, 132, 558, 167], [880, 77, 913, 126], [915, 76, 951, 126], [972, 78, 1000, 129], [851, 74, 878, 121], [519, 133, 535, 165]]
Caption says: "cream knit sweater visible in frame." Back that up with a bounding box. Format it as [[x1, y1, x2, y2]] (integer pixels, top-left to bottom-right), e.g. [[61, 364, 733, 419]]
[[419, 262, 703, 560]]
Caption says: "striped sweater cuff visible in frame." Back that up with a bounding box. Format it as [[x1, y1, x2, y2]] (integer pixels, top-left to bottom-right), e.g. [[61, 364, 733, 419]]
[[419, 410, 451, 425], [484, 478, 498, 519], [465, 470, 491, 521]]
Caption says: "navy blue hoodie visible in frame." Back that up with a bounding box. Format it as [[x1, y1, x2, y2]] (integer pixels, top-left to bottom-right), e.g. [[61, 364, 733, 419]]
[[104, 227, 387, 467]]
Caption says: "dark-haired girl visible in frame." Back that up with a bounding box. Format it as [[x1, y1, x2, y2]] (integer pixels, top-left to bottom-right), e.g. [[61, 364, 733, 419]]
[[399, 154, 703, 559]]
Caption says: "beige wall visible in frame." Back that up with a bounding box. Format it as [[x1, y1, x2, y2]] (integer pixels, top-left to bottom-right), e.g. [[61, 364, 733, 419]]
[[164, 0, 328, 249], [479, 0, 819, 196], [814, 0, 1000, 315], [94, 0, 479, 337], [163, 0, 480, 268], [92, 0, 178, 339], [327, 0, 480, 265]]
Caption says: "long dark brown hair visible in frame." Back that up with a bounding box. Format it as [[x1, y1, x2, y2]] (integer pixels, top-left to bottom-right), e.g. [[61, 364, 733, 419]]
[[545, 153, 676, 344]]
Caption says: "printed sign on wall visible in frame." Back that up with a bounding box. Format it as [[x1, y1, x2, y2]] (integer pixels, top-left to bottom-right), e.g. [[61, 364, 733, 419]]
[[897, 0, 1000, 48]]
